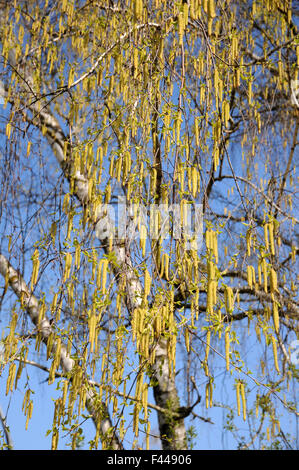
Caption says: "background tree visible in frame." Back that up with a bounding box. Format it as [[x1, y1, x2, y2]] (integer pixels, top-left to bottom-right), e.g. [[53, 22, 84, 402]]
[[0, 0, 298, 450]]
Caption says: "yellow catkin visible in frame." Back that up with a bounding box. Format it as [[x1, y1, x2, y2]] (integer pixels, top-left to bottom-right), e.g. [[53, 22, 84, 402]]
[[105, 184, 111, 203], [275, 420, 280, 434], [205, 383, 210, 409], [146, 421, 150, 450], [223, 100, 230, 127], [178, 11, 184, 46], [208, 0, 216, 18], [101, 259, 108, 293], [258, 262, 262, 285], [54, 337, 61, 368], [144, 269, 151, 299], [6, 362, 16, 395], [205, 330, 211, 362], [207, 259, 217, 314], [247, 265, 253, 289], [51, 430, 59, 450], [101, 353, 107, 375], [153, 308, 160, 337], [15, 359, 25, 389], [202, 359, 209, 377], [109, 155, 115, 177], [209, 381, 213, 407], [213, 231, 218, 263], [160, 253, 165, 278], [271, 335, 280, 374], [31, 248, 40, 289], [180, 199, 188, 227], [68, 67, 74, 88], [194, 119, 200, 147], [268, 222, 275, 255], [22, 389, 31, 414], [183, 2, 189, 26], [139, 308, 145, 338], [143, 332, 150, 359], [236, 381, 241, 416], [46, 332, 54, 359], [246, 230, 252, 256], [108, 234, 113, 252], [270, 268, 278, 295], [240, 382, 246, 421], [62, 193, 70, 213], [26, 141, 31, 157], [273, 301, 279, 333], [248, 79, 252, 104], [134, 0, 143, 20], [6, 122, 11, 139], [142, 383, 148, 418], [67, 212, 73, 239], [115, 157, 122, 182], [185, 328, 190, 353], [224, 286, 233, 313], [150, 168, 157, 195], [25, 401, 33, 430], [262, 258, 268, 292], [225, 328, 230, 371], [171, 335, 176, 372], [133, 48, 138, 79], [187, 167, 192, 194], [207, 258, 214, 280], [140, 225, 147, 257], [206, 229, 211, 251], [63, 252, 72, 282], [264, 223, 269, 251], [160, 253, 169, 280], [89, 314, 97, 352], [251, 265, 256, 287], [192, 166, 198, 197], [291, 245, 296, 263], [98, 259, 108, 293], [62, 380, 68, 407]]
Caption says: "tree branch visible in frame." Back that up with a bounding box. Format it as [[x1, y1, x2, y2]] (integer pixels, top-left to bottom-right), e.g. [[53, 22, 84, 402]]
[[0, 404, 13, 450], [0, 253, 122, 449]]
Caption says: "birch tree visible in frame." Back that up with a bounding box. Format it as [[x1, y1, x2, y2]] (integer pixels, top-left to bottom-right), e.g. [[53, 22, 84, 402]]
[[0, 0, 298, 450]]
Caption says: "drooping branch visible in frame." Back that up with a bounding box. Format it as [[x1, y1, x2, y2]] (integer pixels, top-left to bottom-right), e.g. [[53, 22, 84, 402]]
[[274, 119, 299, 218], [1, 25, 188, 451], [213, 175, 299, 223], [0, 253, 123, 450]]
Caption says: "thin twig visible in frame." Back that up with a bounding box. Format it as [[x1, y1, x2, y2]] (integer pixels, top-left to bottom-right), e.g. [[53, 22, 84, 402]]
[[0, 405, 13, 450]]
